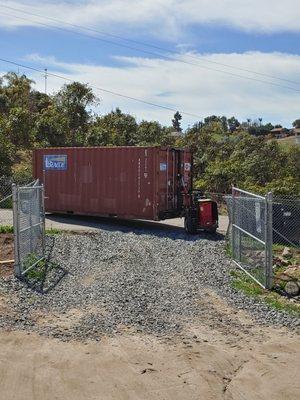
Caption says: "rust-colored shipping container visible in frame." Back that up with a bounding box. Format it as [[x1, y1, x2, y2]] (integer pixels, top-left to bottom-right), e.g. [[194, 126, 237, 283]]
[[33, 146, 192, 221]]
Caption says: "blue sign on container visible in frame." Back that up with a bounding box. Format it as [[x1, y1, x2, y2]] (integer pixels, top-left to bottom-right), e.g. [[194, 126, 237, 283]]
[[44, 155, 67, 171]]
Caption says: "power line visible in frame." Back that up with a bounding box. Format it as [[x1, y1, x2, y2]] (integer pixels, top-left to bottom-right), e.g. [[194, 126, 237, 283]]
[[2, 3, 299, 87], [0, 57, 202, 119], [1, 6, 300, 92]]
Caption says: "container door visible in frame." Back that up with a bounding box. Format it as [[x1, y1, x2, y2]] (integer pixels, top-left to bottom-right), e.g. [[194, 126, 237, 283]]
[[158, 148, 179, 213]]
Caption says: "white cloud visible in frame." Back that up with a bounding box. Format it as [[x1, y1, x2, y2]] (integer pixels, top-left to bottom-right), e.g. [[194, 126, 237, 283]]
[[16, 51, 300, 128], [0, 0, 300, 37]]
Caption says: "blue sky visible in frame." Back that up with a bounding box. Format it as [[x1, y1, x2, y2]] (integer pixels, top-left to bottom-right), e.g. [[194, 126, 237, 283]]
[[0, 0, 300, 128]]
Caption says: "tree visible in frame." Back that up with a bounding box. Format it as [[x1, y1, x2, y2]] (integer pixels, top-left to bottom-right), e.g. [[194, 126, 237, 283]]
[[29, 90, 51, 114], [54, 82, 97, 146], [135, 120, 165, 145], [0, 72, 53, 148], [0, 118, 14, 176], [292, 119, 300, 128], [204, 115, 219, 126], [2, 72, 34, 111], [227, 116, 240, 132], [34, 105, 70, 147], [0, 78, 9, 114], [263, 123, 274, 132], [202, 115, 230, 134], [0, 70, 299, 197], [86, 108, 138, 146], [172, 111, 182, 132], [5, 107, 35, 148]]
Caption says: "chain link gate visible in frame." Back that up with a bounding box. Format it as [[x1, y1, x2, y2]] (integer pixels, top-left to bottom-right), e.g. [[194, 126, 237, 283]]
[[231, 187, 273, 289], [12, 180, 46, 278]]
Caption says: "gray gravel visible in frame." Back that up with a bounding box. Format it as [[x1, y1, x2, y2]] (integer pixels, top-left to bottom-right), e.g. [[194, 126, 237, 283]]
[[0, 225, 299, 341]]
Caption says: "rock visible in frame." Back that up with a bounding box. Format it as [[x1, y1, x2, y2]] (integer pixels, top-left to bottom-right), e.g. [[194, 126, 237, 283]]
[[0, 229, 299, 340], [282, 247, 292, 259], [284, 281, 300, 297], [285, 266, 300, 280], [276, 273, 293, 282], [274, 257, 290, 267]]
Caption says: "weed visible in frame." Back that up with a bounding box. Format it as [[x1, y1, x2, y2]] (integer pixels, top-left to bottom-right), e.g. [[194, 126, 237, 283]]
[[225, 242, 232, 258], [0, 225, 14, 234], [230, 270, 264, 296], [23, 253, 46, 280], [46, 228, 63, 235], [25, 256, 59, 282], [230, 269, 300, 317], [272, 244, 285, 252]]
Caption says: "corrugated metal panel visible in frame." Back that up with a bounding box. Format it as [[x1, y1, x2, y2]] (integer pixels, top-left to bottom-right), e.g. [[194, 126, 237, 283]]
[[33, 146, 192, 221]]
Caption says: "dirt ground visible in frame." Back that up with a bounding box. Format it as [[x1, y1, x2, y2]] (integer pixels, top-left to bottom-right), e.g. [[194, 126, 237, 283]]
[[0, 233, 14, 262], [0, 292, 299, 400], [0, 234, 14, 279], [0, 228, 299, 399]]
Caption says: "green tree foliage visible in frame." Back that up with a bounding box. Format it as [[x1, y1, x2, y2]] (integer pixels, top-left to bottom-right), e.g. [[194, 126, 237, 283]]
[[0, 71, 299, 196], [172, 111, 182, 132], [0, 126, 14, 176], [87, 108, 138, 146], [293, 119, 300, 128], [185, 123, 300, 195], [34, 104, 70, 147], [135, 120, 165, 145], [1, 72, 34, 110], [6, 107, 36, 147], [134, 121, 177, 146], [227, 116, 240, 132], [203, 115, 228, 132], [54, 82, 97, 146], [0, 73, 37, 148]]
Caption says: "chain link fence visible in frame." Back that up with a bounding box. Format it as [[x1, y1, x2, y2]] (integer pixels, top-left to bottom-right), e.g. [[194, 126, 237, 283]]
[[0, 175, 36, 228], [273, 196, 300, 248], [224, 188, 300, 289], [12, 180, 46, 278], [230, 188, 273, 288], [0, 176, 14, 228]]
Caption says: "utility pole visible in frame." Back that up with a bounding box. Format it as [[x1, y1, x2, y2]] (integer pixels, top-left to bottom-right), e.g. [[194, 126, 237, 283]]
[[44, 68, 48, 94]]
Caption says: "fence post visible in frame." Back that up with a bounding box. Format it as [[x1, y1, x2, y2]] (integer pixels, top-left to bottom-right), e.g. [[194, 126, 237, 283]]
[[41, 184, 46, 258], [12, 184, 21, 277], [231, 187, 235, 258], [265, 192, 273, 289], [237, 205, 242, 263], [29, 188, 34, 253], [232, 187, 241, 261]]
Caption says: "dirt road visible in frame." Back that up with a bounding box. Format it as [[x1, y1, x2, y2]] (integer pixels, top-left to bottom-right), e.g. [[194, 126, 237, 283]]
[[0, 303, 299, 400]]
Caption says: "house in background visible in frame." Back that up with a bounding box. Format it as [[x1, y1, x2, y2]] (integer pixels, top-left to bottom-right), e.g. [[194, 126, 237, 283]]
[[270, 127, 289, 138], [293, 128, 300, 144]]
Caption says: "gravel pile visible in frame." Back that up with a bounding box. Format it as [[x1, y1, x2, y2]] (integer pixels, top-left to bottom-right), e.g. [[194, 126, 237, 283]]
[[0, 225, 299, 341]]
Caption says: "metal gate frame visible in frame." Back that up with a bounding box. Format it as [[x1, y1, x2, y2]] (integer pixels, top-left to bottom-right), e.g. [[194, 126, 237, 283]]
[[231, 187, 273, 289], [12, 180, 46, 278]]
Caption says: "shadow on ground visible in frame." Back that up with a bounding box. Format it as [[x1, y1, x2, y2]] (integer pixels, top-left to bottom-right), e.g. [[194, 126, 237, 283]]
[[20, 236, 68, 294], [47, 213, 225, 242]]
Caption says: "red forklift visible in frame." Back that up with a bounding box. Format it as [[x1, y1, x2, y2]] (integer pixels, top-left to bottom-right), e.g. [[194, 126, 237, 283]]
[[184, 191, 219, 234]]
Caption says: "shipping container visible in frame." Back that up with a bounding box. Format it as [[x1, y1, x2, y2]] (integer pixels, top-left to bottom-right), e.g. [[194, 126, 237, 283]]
[[33, 146, 192, 221]]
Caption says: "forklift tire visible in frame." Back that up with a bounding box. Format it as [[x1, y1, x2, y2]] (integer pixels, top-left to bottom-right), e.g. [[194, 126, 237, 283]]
[[205, 227, 217, 234], [184, 214, 198, 234]]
